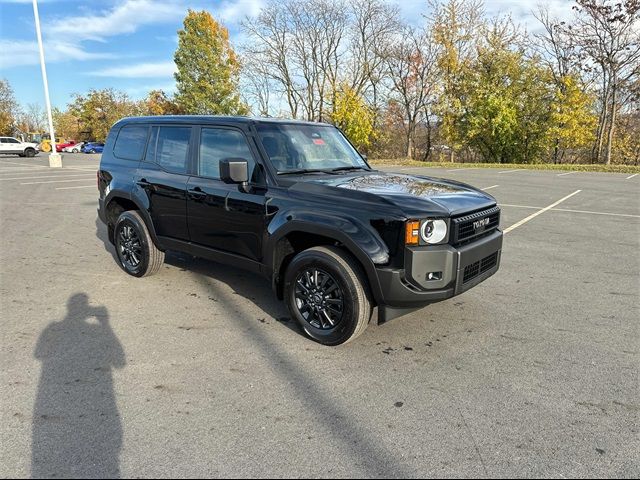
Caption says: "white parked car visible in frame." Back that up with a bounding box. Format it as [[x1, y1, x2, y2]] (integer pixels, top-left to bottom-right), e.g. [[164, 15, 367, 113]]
[[0, 137, 40, 157], [62, 142, 85, 153]]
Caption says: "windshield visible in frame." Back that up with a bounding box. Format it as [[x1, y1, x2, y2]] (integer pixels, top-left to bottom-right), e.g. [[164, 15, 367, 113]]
[[256, 123, 369, 173]]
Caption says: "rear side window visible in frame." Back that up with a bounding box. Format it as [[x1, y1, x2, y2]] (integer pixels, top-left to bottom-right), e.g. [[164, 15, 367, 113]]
[[145, 126, 191, 174], [113, 125, 148, 160], [199, 128, 255, 179]]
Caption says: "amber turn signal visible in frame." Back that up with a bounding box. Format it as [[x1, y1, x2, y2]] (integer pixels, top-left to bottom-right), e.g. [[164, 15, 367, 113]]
[[405, 220, 420, 245]]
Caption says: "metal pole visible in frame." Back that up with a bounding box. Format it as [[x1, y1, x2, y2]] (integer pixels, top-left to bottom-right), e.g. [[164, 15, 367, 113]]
[[32, 0, 61, 167]]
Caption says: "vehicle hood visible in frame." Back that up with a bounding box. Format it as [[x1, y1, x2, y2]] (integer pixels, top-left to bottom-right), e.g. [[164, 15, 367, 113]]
[[291, 171, 496, 217]]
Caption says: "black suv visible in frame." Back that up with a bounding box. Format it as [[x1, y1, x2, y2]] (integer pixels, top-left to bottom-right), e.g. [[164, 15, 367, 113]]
[[98, 116, 502, 345]]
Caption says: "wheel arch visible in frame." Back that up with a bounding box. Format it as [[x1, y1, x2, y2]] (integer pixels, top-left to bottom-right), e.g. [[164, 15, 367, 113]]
[[104, 193, 160, 247], [267, 220, 387, 305]]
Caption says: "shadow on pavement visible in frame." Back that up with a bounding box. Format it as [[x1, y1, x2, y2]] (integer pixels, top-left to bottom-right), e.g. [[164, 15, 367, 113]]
[[32, 293, 125, 479]]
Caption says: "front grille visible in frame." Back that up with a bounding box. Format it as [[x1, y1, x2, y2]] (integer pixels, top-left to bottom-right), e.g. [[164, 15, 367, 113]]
[[463, 251, 499, 284], [451, 206, 500, 245]]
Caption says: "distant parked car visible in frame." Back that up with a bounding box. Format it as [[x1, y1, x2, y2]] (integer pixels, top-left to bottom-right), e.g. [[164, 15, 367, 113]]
[[82, 142, 104, 154], [55, 140, 77, 152], [63, 142, 85, 153], [0, 136, 39, 157]]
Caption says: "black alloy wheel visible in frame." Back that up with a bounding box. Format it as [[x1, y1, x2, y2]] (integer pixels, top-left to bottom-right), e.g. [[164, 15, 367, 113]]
[[116, 222, 143, 273], [294, 268, 344, 330]]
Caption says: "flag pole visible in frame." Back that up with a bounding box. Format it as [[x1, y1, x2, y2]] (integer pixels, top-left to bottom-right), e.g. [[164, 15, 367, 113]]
[[32, 0, 61, 167]]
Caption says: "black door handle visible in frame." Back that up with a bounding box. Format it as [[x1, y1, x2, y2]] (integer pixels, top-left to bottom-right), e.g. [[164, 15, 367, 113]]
[[188, 187, 207, 200], [136, 178, 151, 187]]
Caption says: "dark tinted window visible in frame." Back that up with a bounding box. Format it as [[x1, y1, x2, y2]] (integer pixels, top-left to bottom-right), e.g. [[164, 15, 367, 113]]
[[199, 128, 255, 179], [7, 138, 20, 144], [155, 126, 191, 174], [113, 125, 148, 160]]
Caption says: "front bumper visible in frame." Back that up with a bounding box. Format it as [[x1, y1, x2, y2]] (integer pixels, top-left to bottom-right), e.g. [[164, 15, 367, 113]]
[[376, 230, 502, 321]]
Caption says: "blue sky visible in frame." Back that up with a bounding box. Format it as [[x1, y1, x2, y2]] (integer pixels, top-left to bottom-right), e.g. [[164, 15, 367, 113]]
[[0, 0, 572, 110]]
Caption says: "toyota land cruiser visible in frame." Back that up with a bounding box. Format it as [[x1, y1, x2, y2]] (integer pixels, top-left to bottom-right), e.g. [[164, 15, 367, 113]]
[[98, 116, 502, 345]]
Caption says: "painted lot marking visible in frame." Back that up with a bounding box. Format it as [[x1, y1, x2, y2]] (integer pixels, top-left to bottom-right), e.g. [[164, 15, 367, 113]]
[[557, 172, 575, 176], [446, 168, 478, 172], [55, 185, 96, 190], [501, 203, 640, 219], [481, 185, 499, 190], [627, 173, 638, 180], [498, 169, 526, 174], [0, 174, 95, 181], [503, 190, 581, 234], [20, 178, 99, 185]]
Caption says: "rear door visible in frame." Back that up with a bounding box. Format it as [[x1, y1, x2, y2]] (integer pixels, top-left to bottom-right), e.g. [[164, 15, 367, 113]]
[[134, 125, 194, 241], [186, 126, 267, 261]]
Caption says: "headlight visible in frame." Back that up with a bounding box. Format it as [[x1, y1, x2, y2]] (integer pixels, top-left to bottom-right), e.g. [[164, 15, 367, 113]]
[[420, 219, 447, 244]]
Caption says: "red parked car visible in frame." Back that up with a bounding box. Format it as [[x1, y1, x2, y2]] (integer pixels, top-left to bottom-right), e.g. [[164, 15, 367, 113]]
[[55, 140, 76, 152]]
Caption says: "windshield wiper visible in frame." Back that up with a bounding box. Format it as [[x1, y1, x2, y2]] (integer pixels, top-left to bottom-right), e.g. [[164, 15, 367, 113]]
[[329, 166, 370, 172], [277, 169, 339, 175]]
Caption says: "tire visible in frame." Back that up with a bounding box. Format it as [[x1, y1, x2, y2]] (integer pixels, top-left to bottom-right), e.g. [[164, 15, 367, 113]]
[[113, 210, 164, 277], [89, 149, 96, 154], [284, 246, 372, 346], [72, 148, 79, 153], [25, 148, 36, 157]]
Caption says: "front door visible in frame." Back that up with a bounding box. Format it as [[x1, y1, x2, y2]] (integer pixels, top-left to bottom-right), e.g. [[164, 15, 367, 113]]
[[186, 126, 267, 262]]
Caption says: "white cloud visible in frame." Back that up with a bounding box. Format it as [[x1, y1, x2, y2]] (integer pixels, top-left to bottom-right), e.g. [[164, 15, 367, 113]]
[[46, 0, 185, 42], [0, 39, 113, 69], [216, 0, 266, 24], [88, 61, 176, 78]]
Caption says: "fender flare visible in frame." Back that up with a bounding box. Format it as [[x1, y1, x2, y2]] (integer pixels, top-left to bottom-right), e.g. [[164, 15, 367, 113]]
[[104, 189, 161, 248], [266, 211, 389, 304]]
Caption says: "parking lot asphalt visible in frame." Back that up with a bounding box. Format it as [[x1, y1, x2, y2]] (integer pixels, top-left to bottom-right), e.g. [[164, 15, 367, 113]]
[[1, 154, 638, 478]]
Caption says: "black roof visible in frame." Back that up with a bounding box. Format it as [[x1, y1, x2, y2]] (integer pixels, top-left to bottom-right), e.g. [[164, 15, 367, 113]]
[[113, 115, 332, 128]]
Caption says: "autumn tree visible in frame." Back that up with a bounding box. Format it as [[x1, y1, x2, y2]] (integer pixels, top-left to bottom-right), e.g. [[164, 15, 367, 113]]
[[52, 108, 81, 140], [567, 0, 640, 164], [0, 79, 19, 135], [331, 84, 377, 151], [174, 10, 247, 115], [68, 89, 140, 141], [431, 0, 485, 160], [384, 26, 439, 159], [141, 90, 181, 115]]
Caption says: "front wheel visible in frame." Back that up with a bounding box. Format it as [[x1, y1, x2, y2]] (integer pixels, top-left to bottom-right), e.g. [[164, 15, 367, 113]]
[[284, 246, 372, 346], [24, 148, 36, 157], [114, 210, 164, 277], [89, 149, 96, 154], [72, 148, 79, 153]]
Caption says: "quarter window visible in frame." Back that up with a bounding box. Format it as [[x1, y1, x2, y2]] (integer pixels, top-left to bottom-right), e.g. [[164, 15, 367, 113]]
[[113, 125, 148, 160], [199, 128, 255, 179], [148, 126, 191, 174]]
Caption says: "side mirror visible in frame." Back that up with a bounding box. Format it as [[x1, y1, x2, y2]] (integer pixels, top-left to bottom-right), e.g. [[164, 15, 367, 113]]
[[361, 153, 368, 162], [220, 158, 249, 185]]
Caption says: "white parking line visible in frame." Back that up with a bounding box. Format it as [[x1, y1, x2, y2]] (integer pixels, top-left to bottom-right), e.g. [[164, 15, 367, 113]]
[[20, 178, 99, 185], [503, 190, 581, 234], [498, 169, 526, 174], [500, 203, 639, 218], [557, 172, 575, 176], [55, 185, 96, 190], [0, 174, 95, 181], [481, 185, 499, 190], [446, 168, 478, 172], [627, 173, 638, 180], [0, 160, 48, 168]]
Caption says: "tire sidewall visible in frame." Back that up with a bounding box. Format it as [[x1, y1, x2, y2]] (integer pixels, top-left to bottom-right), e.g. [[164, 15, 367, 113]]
[[114, 212, 150, 277], [285, 251, 361, 346]]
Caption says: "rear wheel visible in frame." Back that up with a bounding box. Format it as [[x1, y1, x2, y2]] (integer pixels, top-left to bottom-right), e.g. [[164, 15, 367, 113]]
[[114, 210, 164, 277], [284, 246, 372, 346], [72, 148, 79, 153], [89, 149, 96, 154]]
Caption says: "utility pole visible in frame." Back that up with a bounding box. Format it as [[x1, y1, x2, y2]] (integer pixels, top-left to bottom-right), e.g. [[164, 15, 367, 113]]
[[32, 0, 61, 167]]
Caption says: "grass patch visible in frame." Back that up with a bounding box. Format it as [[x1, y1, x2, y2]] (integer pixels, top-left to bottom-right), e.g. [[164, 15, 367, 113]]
[[368, 158, 640, 174]]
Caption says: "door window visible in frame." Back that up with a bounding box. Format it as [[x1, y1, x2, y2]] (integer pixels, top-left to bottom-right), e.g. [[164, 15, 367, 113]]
[[198, 128, 256, 180]]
